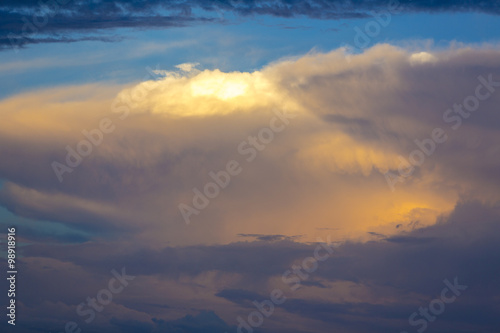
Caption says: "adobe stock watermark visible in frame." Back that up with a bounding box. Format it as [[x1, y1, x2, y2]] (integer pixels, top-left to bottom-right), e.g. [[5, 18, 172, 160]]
[[235, 236, 338, 333], [7, 0, 73, 52], [178, 108, 297, 224], [51, 267, 135, 333], [344, 0, 402, 54], [400, 277, 467, 333], [385, 74, 500, 191], [51, 65, 165, 183]]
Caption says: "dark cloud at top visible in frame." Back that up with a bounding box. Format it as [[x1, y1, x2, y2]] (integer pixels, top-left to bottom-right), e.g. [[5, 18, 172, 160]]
[[1, 0, 500, 49]]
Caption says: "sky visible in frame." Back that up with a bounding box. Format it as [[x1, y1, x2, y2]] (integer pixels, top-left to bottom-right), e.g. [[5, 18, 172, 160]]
[[1, 1, 500, 332]]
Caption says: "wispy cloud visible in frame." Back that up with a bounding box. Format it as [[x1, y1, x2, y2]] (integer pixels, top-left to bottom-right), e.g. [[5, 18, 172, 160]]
[[2, 0, 500, 49]]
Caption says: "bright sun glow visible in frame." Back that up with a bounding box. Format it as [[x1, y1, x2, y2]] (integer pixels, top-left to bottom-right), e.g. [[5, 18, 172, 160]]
[[190, 71, 248, 100]]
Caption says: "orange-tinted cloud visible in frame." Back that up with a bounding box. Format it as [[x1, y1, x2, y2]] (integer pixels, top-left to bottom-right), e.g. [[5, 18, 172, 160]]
[[1, 45, 500, 246]]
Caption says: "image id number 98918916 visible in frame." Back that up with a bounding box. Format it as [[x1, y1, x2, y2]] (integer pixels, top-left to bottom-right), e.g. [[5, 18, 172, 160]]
[[7, 227, 16, 326]]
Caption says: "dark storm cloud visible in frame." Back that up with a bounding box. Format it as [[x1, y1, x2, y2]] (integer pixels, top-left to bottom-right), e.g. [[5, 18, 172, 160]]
[[21, 239, 313, 281], [7, 201, 500, 332], [1, 0, 500, 49], [0, 35, 124, 50], [215, 288, 266, 305], [237, 233, 302, 241], [0, 5, 213, 50], [279, 298, 499, 333], [384, 235, 436, 243], [148, 311, 234, 333]]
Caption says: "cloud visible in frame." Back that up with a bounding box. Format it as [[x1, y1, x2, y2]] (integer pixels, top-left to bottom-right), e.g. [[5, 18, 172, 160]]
[[149, 310, 233, 333], [0, 182, 136, 233], [175, 62, 201, 73], [1, 44, 500, 247], [237, 234, 302, 241], [0, 35, 124, 51], [1, 0, 500, 49], [215, 288, 266, 305], [0, 8, 213, 50], [5, 200, 500, 332], [1, 45, 500, 330]]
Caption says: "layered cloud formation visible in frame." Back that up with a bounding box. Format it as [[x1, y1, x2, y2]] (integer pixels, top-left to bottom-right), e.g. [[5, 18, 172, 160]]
[[2, 44, 500, 245], [1, 44, 500, 332], [2, 201, 500, 333]]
